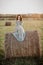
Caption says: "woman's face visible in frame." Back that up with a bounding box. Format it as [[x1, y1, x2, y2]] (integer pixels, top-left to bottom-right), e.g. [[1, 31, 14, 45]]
[[18, 16, 20, 21]]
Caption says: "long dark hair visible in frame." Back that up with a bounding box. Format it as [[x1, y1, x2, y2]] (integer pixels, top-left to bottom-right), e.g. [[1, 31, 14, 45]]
[[16, 15, 22, 21]]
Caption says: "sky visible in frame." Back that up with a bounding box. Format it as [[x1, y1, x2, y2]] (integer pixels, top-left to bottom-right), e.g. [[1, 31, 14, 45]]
[[0, 0, 43, 14]]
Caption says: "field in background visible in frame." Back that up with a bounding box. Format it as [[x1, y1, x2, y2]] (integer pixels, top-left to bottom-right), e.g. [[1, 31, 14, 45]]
[[0, 19, 43, 65], [0, 19, 43, 56]]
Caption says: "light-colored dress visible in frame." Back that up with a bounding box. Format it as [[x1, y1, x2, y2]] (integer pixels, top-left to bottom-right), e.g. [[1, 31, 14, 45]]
[[12, 20, 25, 42]]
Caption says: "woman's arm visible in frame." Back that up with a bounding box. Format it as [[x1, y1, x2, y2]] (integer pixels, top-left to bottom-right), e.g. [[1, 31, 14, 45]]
[[20, 21, 24, 25]]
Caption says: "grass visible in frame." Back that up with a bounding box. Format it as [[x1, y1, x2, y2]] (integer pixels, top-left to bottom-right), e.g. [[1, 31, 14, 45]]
[[0, 19, 43, 65]]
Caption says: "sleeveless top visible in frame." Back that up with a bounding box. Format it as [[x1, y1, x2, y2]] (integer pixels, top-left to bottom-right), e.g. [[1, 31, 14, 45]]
[[12, 20, 26, 42]]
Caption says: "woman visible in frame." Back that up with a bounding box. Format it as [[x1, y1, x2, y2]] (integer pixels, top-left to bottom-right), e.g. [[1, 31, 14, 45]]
[[12, 15, 25, 42]]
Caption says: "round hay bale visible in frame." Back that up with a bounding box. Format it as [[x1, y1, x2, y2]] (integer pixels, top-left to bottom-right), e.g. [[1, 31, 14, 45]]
[[5, 22, 11, 26], [4, 31, 42, 58]]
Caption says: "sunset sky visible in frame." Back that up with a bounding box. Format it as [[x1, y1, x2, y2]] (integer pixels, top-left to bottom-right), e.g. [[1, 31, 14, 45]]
[[0, 0, 43, 14]]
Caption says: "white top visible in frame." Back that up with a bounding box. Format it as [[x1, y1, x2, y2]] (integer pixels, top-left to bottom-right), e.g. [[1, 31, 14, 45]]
[[12, 20, 25, 42]]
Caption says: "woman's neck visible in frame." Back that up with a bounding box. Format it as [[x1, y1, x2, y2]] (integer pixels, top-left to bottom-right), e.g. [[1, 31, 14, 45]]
[[17, 20, 20, 21]]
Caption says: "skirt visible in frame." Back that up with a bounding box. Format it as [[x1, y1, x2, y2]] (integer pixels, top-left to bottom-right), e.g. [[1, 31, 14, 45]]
[[12, 25, 26, 42]]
